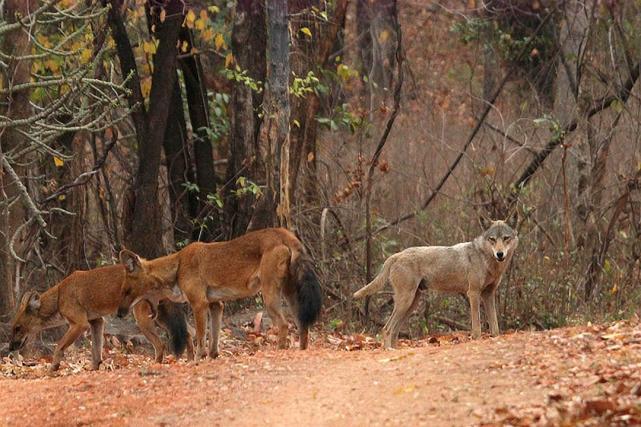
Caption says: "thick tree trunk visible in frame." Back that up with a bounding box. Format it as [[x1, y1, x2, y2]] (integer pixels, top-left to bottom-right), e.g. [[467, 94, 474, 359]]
[[179, 28, 218, 239], [106, 0, 148, 153], [124, 5, 183, 258], [162, 79, 197, 244], [0, 0, 37, 317], [249, 0, 291, 230], [225, 0, 266, 238]]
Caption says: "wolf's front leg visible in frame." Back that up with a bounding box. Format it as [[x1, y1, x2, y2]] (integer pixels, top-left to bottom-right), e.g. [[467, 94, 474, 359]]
[[467, 290, 482, 339], [482, 287, 499, 336]]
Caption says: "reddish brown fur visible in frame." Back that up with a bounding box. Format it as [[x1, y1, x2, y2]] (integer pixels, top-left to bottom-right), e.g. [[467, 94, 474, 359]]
[[10, 265, 191, 372], [120, 228, 319, 359]]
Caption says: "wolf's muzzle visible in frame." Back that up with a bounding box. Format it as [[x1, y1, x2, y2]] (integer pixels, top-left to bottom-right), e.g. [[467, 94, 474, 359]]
[[495, 251, 505, 262]]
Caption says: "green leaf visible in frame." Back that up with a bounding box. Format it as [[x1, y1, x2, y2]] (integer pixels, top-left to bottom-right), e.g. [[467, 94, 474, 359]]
[[611, 99, 624, 113]]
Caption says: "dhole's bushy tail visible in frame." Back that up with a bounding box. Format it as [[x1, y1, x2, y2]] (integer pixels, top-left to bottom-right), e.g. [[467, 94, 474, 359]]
[[288, 253, 322, 330], [353, 254, 397, 298], [156, 301, 188, 356]]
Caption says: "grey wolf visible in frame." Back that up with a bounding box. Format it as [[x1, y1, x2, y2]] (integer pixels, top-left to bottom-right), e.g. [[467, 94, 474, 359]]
[[354, 220, 518, 348]]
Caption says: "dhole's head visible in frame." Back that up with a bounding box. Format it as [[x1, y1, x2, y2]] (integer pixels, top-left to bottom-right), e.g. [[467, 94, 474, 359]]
[[9, 291, 45, 352], [117, 249, 158, 318], [481, 220, 519, 263]]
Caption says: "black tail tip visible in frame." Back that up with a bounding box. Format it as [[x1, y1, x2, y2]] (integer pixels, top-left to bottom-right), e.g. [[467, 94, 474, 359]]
[[297, 267, 322, 329], [158, 301, 188, 357]]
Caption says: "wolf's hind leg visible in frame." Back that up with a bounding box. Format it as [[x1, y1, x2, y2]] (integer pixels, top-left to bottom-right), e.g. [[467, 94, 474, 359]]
[[384, 292, 417, 349], [383, 268, 419, 349], [208, 302, 224, 358], [397, 291, 421, 342], [89, 318, 105, 370]]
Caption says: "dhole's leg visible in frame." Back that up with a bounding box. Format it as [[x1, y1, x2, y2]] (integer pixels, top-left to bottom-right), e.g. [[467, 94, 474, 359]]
[[482, 287, 500, 336], [260, 246, 291, 349], [208, 301, 224, 358], [192, 302, 209, 361], [284, 293, 309, 349], [89, 318, 105, 370], [467, 290, 482, 339], [185, 324, 195, 361], [263, 289, 289, 349], [133, 302, 165, 363], [51, 322, 89, 372], [299, 327, 309, 350]]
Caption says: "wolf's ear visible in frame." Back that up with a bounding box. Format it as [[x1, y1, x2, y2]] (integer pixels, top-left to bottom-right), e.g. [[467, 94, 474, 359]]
[[119, 249, 143, 274], [478, 214, 492, 230], [27, 292, 41, 312], [504, 208, 519, 229]]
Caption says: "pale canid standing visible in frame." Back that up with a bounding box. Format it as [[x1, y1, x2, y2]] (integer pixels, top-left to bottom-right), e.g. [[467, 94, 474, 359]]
[[353, 220, 518, 348]]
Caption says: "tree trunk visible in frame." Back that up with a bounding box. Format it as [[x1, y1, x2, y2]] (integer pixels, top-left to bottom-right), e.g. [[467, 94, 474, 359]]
[[288, 0, 348, 211], [356, 0, 397, 99], [106, 0, 148, 154], [225, 0, 266, 238], [179, 28, 218, 241], [115, 4, 183, 258], [0, 0, 37, 317], [162, 79, 197, 244], [249, 0, 291, 230]]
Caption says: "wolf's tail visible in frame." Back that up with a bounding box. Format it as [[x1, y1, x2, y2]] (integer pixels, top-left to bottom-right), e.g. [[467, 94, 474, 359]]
[[288, 252, 322, 331], [156, 301, 188, 357], [353, 254, 397, 298]]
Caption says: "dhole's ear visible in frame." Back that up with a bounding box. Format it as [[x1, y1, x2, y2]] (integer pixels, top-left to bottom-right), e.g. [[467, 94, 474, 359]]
[[119, 249, 143, 274], [27, 292, 41, 312]]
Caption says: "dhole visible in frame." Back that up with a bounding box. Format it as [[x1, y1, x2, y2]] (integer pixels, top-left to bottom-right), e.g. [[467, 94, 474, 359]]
[[9, 264, 191, 371], [117, 228, 322, 359]]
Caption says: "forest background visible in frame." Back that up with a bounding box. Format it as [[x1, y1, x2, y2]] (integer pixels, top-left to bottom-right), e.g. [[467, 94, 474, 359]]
[[1, 0, 641, 342]]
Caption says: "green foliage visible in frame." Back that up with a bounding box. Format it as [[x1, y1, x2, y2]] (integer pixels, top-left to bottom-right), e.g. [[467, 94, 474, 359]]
[[201, 92, 230, 142], [234, 177, 262, 198], [450, 18, 489, 44], [290, 71, 327, 98], [222, 66, 263, 92], [533, 114, 565, 142], [328, 319, 344, 330], [316, 104, 364, 133], [176, 239, 191, 249], [451, 13, 557, 71]]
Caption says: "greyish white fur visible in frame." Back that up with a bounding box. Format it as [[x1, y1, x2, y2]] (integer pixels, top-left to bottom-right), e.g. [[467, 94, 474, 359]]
[[354, 220, 519, 349]]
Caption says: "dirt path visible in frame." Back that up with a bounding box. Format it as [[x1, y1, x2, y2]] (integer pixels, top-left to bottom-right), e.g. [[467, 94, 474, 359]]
[[3, 322, 641, 426]]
